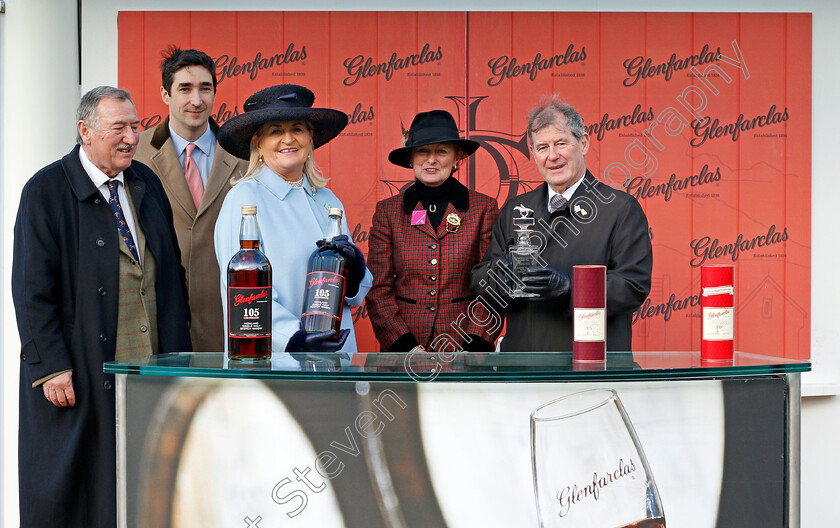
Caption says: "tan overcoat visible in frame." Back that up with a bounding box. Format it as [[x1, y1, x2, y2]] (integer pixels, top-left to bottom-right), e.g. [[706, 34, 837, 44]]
[[135, 116, 248, 351]]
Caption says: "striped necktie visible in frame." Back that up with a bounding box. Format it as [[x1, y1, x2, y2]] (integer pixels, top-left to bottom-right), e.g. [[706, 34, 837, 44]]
[[549, 194, 568, 214], [107, 180, 140, 262]]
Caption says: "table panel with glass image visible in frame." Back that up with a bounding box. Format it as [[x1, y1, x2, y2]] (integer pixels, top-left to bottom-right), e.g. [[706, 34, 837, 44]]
[[105, 351, 808, 528]]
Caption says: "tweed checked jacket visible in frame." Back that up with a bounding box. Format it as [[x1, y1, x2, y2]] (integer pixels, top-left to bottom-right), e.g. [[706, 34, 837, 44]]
[[367, 179, 500, 351]]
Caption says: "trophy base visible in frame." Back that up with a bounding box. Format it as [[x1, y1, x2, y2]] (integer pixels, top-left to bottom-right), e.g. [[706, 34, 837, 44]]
[[509, 289, 540, 299]]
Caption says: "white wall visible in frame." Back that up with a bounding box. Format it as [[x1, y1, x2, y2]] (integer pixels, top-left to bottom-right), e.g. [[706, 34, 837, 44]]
[[0, 0, 80, 524], [2, 1, 837, 527]]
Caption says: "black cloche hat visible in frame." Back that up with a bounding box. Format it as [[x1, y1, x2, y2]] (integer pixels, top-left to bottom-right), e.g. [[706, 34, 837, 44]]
[[387, 110, 480, 168], [218, 84, 349, 160]]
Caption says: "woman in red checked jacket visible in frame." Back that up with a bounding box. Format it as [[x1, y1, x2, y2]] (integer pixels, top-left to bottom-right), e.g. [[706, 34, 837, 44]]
[[367, 110, 501, 353]]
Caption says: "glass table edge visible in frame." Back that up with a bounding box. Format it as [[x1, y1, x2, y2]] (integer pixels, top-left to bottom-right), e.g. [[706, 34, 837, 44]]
[[104, 354, 810, 382]]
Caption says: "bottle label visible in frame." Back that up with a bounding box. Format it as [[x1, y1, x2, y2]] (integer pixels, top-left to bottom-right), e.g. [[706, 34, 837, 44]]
[[573, 308, 606, 342], [228, 286, 272, 337], [702, 307, 734, 340], [302, 271, 346, 320]]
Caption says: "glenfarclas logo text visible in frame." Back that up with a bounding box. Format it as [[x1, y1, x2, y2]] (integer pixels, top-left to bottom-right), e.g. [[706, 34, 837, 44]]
[[633, 293, 700, 324], [690, 224, 788, 267], [623, 44, 721, 87], [343, 44, 443, 86], [351, 302, 369, 323], [351, 223, 369, 244], [211, 102, 240, 125], [308, 275, 342, 288], [586, 104, 654, 141], [556, 458, 636, 518], [707, 309, 731, 319], [690, 104, 789, 147], [215, 44, 307, 84], [347, 103, 375, 125], [233, 290, 269, 307], [487, 44, 586, 86], [624, 164, 721, 202]]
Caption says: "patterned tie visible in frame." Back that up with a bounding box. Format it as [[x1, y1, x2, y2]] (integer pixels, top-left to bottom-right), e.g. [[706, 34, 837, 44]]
[[107, 180, 140, 262], [549, 194, 568, 214], [184, 143, 204, 209]]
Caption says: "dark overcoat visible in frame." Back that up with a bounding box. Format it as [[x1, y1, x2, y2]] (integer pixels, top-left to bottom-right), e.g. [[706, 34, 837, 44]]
[[470, 172, 652, 352], [12, 146, 192, 527], [367, 179, 501, 351]]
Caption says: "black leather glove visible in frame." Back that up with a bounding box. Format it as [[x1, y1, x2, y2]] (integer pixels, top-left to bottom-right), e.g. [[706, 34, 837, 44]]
[[387, 333, 421, 352], [520, 266, 571, 300], [317, 235, 366, 297], [488, 255, 518, 301], [285, 329, 350, 353], [462, 334, 494, 352]]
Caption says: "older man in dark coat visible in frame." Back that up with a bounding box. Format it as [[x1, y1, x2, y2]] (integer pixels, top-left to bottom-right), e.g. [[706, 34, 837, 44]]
[[471, 98, 652, 352], [12, 86, 192, 527]]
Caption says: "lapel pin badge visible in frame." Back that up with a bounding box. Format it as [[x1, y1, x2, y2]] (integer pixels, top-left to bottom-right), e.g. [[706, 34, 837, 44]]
[[445, 212, 462, 233], [411, 209, 427, 226]]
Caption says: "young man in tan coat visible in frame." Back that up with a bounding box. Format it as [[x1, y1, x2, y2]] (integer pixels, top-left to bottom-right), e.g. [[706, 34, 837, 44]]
[[135, 46, 247, 352]]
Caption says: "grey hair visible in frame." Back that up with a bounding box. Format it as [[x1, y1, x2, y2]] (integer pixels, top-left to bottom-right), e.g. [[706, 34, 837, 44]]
[[526, 95, 586, 147], [76, 86, 134, 145]]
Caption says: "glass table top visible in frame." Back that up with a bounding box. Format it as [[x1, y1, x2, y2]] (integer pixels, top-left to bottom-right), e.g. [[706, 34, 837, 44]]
[[103, 351, 810, 382]]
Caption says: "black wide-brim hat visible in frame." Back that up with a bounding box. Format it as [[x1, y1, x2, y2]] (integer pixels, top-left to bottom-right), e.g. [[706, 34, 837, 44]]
[[388, 109, 480, 168], [218, 84, 349, 160]]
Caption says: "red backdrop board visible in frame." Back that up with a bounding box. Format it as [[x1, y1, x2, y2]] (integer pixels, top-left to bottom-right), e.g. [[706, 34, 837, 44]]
[[118, 11, 811, 359]]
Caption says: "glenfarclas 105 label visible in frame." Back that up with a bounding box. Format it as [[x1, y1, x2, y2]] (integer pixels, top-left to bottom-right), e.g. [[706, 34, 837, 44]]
[[301, 208, 349, 334], [302, 271, 346, 323], [228, 286, 271, 337], [227, 206, 272, 362]]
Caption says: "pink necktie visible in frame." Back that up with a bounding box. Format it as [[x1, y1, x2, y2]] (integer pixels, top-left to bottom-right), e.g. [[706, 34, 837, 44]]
[[184, 143, 204, 209]]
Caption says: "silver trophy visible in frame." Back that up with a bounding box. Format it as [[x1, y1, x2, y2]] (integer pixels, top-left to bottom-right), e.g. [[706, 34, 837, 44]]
[[507, 204, 540, 298]]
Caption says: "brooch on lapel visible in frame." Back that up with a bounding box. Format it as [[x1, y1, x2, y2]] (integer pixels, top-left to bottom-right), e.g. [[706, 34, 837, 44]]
[[445, 213, 462, 233], [572, 201, 591, 220]]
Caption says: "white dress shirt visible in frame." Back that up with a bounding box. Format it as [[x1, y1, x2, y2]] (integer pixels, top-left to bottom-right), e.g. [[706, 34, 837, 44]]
[[546, 173, 586, 213], [168, 123, 217, 187], [78, 146, 141, 263]]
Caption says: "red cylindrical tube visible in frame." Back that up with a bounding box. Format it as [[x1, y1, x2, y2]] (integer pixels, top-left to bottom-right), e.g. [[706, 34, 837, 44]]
[[573, 265, 607, 362], [700, 265, 734, 361]]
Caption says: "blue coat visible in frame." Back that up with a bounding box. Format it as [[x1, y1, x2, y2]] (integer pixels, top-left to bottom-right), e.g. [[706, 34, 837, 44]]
[[214, 166, 372, 365], [12, 146, 192, 527]]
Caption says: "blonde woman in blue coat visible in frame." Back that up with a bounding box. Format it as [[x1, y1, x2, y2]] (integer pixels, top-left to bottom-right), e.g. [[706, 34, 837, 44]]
[[215, 84, 372, 365]]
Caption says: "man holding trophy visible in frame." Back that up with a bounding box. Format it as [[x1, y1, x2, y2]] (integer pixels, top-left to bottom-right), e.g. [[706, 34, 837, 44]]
[[470, 97, 652, 352]]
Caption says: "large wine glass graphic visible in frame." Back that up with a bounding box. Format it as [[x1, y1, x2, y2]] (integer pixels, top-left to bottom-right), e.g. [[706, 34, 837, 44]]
[[531, 389, 665, 528]]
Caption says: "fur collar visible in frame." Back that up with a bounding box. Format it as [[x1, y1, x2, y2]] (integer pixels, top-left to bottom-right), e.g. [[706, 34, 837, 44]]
[[402, 177, 470, 214]]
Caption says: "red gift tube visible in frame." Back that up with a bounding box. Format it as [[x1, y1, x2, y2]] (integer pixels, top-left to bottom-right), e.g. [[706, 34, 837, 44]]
[[700, 265, 734, 361], [573, 265, 607, 362], [573, 360, 607, 371]]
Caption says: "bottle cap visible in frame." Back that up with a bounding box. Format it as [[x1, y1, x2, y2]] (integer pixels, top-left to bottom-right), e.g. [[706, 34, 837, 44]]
[[242, 205, 257, 215], [328, 208, 343, 218]]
